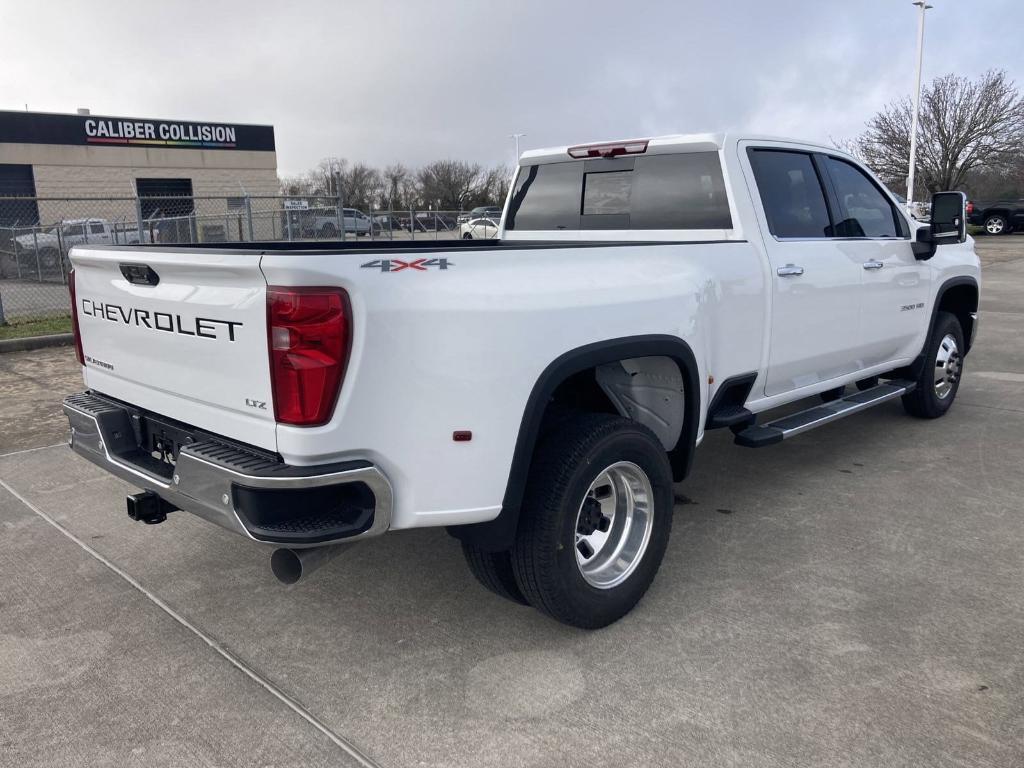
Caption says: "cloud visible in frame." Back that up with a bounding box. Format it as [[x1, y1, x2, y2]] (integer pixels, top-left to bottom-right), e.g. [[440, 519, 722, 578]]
[[1, 0, 1019, 175]]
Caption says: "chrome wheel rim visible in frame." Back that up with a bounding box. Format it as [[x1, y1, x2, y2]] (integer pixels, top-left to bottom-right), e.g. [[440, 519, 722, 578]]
[[574, 461, 654, 590], [934, 333, 961, 399], [986, 218, 1004, 234]]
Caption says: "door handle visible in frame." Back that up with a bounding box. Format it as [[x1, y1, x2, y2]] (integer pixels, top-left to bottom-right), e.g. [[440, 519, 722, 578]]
[[863, 260, 884, 270], [776, 264, 804, 277]]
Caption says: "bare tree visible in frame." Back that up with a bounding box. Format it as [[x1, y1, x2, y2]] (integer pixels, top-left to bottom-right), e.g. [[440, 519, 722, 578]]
[[283, 157, 514, 213], [279, 174, 318, 196], [339, 162, 381, 211], [308, 157, 347, 196], [963, 154, 1024, 200], [853, 70, 1024, 195], [380, 164, 411, 209], [417, 160, 484, 210], [476, 165, 513, 207]]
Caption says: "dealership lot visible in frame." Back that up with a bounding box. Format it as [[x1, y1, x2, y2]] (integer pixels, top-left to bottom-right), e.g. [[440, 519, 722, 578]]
[[1, 238, 1022, 767]]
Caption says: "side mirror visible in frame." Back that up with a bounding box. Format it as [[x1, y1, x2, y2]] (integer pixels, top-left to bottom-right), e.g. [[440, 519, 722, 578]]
[[913, 191, 967, 260], [931, 191, 967, 244]]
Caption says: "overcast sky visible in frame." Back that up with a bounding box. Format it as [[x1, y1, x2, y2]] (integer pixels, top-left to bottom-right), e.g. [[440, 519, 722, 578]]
[[2, 0, 1020, 176]]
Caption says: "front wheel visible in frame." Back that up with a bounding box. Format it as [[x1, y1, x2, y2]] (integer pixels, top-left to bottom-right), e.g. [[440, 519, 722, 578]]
[[511, 413, 673, 629], [902, 311, 964, 418], [462, 232, 473, 240]]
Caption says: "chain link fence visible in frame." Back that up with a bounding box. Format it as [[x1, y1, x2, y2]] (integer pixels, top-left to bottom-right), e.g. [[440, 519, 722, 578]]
[[0, 195, 485, 327]]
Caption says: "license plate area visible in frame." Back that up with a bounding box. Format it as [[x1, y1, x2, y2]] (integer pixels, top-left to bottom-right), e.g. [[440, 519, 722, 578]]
[[139, 413, 197, 470]]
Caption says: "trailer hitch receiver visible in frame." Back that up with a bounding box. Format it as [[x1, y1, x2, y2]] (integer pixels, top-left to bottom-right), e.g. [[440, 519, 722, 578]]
[[126, 491, 177, 525]]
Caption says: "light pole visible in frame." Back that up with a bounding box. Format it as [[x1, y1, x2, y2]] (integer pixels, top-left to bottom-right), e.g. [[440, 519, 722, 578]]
[[509, 133, 525, 160], [906, 1, 932, 215]]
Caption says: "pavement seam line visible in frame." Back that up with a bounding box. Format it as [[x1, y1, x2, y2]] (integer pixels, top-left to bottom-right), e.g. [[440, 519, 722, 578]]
[[0, 478, 385, 768], [0, 442, 67, 458]]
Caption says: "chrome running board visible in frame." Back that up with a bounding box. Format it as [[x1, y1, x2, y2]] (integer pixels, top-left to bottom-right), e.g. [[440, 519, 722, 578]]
[[734, 380, 916, 448]]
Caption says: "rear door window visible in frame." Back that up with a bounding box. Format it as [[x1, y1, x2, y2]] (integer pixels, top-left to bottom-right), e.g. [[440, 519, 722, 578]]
[[506, 151, 732, 231], [748, 149, 832, 239]]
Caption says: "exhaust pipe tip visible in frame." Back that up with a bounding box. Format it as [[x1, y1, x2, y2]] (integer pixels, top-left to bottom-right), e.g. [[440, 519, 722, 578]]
[[271, 544, 352, 585], [270, 548, 304, 585]]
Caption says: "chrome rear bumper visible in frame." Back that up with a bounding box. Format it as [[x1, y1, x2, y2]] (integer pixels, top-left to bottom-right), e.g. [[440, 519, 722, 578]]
[[63, 392, 392, 547]]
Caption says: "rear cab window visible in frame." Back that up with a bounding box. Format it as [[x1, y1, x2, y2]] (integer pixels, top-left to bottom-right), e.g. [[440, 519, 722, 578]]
[[505, 150, 733, 236]]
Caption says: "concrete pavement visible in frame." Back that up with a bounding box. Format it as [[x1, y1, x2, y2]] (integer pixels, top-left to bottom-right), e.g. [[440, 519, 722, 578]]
[[1, 237, 1022, 767]]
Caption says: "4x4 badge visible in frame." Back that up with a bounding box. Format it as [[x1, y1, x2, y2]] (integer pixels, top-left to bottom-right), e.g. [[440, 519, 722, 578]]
[[360, 258, 453, 273]]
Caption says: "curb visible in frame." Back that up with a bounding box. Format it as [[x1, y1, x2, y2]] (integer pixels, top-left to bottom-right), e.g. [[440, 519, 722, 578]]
[[0, 333, 75, 354]]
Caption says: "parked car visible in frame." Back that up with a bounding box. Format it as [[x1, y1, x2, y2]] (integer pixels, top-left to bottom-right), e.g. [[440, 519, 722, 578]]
[[457, 206, 502, 225], [967, 199, 1024, 235], [409, 212, 455, 232], [460, 217, 500, 239], [64, 133, 979, 629], [890, 193, 930, 221], [12, 218, 155, 271], [372, 214, 404, 233], [312, 208, 372, 237]]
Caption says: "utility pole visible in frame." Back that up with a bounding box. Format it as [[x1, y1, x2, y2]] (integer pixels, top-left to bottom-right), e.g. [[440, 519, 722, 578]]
[[509, 133, 525, 161], [906, 1, 932, 215]]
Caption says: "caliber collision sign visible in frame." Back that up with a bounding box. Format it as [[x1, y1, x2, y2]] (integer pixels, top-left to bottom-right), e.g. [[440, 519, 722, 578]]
[[0, 110, 275, 152]]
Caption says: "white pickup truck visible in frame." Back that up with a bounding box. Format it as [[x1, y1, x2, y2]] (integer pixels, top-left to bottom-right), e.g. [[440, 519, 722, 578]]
[[13, 218, 155, 271], [63, 134, 980, 628]]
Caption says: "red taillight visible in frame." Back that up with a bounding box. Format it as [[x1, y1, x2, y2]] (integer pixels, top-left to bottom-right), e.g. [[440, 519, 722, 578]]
[[68, 268, 85, 365], [267, 287, 351, 426], [567, 139, 649, 159], [966, 201, 974, 215]]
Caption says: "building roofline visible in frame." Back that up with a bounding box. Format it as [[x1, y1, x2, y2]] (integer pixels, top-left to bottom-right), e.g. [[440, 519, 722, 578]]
[[0, 108, 274, 130]]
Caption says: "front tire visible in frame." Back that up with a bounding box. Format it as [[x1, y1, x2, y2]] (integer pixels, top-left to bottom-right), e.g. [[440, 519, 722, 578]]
[[511, 413, 673, 629], [902, 311, 964, 419]]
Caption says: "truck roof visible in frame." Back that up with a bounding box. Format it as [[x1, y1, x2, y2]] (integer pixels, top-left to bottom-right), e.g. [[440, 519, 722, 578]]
[[518, 133, 839, 165]]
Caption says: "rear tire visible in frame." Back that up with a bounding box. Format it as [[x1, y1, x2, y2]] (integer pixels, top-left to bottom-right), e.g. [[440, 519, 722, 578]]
[[461, 543, 529, 605], [511, 413, 673, 629], [902, 311, 964, 419], [39, 248, 60, 269], [984, 214, 1009, 236]]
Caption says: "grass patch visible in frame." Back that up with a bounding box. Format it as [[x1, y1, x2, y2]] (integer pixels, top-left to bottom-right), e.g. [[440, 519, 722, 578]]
[[0, 314, 72, 340]]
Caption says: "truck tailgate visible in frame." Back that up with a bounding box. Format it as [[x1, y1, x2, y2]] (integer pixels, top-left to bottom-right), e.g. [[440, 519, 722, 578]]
[[70, 247, 276, 451]]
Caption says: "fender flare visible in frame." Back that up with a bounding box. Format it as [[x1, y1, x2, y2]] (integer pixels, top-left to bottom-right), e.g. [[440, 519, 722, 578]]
[[929, 275, 979, 351], [901, 275, 980, 380], [449, 334, 702, 551]]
